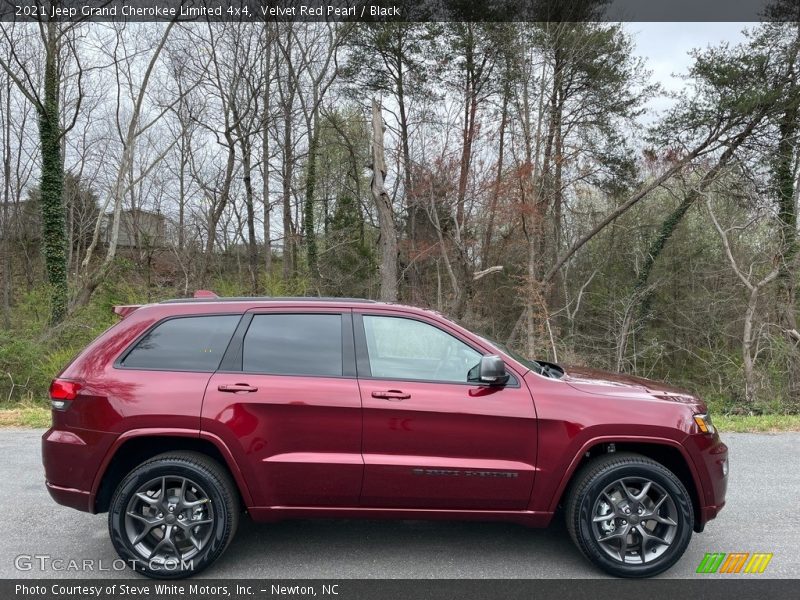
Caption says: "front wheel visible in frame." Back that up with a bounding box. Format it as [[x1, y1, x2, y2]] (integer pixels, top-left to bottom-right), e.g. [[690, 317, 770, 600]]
[[108, 451, 239, 579], [565, 452, 694, 578]]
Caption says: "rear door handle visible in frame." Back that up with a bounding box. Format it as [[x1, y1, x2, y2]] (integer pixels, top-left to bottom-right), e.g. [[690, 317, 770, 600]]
[[371, 390, 411, 401], [218, 383, 258, 393]]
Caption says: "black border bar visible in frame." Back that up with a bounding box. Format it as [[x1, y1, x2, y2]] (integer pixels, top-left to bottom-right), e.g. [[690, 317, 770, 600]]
[[0, 0, 797, 23], [5, 579, 800, 600]]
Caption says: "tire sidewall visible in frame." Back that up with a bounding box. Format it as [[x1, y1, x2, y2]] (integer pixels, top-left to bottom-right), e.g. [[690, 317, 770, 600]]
[[575, 462, 693, 578], [109, 460, 232, 579]]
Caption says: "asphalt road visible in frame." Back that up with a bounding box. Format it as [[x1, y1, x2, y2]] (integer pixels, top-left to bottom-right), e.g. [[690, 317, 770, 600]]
[[0, 430, 797, 579]]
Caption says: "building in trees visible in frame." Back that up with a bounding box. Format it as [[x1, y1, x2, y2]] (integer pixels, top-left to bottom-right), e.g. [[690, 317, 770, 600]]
[[103, 209, 167, 250]]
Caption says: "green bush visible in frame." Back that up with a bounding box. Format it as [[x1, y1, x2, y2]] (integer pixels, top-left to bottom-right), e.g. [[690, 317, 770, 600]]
[[0, 332, 51, 403]]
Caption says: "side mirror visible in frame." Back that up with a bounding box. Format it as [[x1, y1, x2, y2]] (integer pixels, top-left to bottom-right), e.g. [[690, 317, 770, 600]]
[[469, 355, 510, 386]]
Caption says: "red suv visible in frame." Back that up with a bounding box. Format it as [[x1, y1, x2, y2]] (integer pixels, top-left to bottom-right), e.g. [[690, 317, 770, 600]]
[[42, 293, 728, 579]]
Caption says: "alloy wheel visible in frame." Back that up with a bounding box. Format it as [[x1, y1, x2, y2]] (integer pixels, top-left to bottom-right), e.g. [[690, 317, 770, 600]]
[[591, 476, 679, 564], [124, 475, 215, 567]]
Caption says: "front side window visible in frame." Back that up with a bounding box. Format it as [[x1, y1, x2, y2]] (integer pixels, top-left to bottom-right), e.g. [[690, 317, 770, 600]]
[[120, 315, 240, 371], [243, 313, 343, 376], [362, 315, 481, 383]]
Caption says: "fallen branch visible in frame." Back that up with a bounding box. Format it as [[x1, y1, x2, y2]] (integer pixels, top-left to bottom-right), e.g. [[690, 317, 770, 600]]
[[473, 266, 504, 281]]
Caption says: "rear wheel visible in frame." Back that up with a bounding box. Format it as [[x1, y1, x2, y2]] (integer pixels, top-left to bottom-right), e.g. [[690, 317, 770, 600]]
[[108, 451, 239, 579], [566, 452, 693, 577]]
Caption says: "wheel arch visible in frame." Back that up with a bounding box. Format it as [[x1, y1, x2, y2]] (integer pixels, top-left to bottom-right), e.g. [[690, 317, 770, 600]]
[[92, 429, 254, 514], [550, 437, 704, 532]]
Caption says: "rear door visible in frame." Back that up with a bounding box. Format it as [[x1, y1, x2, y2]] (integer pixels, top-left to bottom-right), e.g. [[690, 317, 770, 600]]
[[355, 311, 537, 510], [202, 308, 363, 507]]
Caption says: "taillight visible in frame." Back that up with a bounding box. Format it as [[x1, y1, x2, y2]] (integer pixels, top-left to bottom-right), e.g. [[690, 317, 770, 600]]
[[49, 379, 82, 410]]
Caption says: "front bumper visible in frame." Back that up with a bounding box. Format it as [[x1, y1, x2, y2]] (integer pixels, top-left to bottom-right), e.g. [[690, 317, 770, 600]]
[[686, 431, 728, 529]]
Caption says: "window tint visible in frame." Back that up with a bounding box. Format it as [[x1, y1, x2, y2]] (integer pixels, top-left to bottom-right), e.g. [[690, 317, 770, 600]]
[[243, 314, 343, 376], [362, 315, 481, 382], [121, 315, 240, 371]]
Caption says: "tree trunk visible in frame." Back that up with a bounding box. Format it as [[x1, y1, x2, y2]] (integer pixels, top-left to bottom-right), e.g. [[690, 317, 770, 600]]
[[281, 98, 294, 280], [742, 284, 760, 404], [481, 89, 508, 266], [281, 138, 293, 279], [370, 100, 398, 302], [262, 126, 272, 276], [178, 127, 186, 252], [2, 78, 12, 328], [39, 21, 67, 324], [397, 64, 422, 304], [456, 30, 477, 230], [241, 134, 259, 294], [304, 120, 319, 274], [200, 136, 236, 285], [262, 34, 273, 277]]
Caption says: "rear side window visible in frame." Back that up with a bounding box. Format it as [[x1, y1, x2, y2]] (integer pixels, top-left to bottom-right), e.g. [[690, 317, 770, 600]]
[[243, 314, 343, 376], [120, 315, 240, 371]]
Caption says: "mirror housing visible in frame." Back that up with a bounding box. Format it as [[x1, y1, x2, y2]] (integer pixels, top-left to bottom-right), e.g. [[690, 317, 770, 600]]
[[469, 355, 510, 386]]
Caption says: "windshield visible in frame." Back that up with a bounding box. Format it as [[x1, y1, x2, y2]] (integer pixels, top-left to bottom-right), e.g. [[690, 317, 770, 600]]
[[474, 333, 543, 375]]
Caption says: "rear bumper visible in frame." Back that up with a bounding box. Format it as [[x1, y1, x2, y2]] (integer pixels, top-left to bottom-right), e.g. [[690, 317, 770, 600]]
[[45, 481, 92, 512], [42, 425, 117, 514]]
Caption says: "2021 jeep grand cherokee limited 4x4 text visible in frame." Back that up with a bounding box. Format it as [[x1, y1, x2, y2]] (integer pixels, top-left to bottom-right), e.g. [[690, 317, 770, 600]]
[[42, 293, 728, 579]]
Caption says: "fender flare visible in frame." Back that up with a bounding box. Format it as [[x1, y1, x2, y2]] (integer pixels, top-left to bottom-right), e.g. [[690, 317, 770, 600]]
[[545, 434, 705, 514], [90, 427, 255, 511]]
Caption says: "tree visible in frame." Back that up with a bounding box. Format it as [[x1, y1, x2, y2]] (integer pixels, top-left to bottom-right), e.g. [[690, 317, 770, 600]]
[[76, 21, 178, 308], [0, 13, 85, 323], [706, 195, 778, 405], [343, 17, 433, 301], [506, 21, 654, 355], [764, 21, 800, 407], [438, 23, 512, 318], [370, 100, 398, 302]]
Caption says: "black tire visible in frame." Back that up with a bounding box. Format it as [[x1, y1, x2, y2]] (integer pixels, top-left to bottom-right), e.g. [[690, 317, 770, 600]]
[[565, 452, 693, 578], [109, 451, 239, 579]]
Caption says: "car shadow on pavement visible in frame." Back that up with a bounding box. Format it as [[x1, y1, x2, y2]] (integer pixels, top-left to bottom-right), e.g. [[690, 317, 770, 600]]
[[204, 515, 594, 579]]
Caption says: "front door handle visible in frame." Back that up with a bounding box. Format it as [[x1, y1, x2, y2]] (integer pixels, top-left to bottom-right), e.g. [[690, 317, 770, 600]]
[[218, 383, 258, 393], [371, 390, 411, 401]]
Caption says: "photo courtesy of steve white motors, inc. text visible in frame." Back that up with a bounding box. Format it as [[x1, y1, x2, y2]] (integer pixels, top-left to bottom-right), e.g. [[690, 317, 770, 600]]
[[14, 583, 337, 597], [14, 2, 400, 19]]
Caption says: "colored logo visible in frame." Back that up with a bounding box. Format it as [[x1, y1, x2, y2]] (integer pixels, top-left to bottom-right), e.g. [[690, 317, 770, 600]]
[[696, 552, 773, 574]]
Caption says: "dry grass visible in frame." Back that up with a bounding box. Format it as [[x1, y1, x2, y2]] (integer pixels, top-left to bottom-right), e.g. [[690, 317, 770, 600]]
[[0, 405, 51, 428]]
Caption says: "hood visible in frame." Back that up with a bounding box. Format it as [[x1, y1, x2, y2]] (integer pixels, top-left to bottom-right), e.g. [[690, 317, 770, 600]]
[[562, 365, 703, 406]]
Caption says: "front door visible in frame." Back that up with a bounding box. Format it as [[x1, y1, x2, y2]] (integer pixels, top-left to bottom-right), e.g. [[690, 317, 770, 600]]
[[356, 312, 537, 510], [202, 309, 363, 507]]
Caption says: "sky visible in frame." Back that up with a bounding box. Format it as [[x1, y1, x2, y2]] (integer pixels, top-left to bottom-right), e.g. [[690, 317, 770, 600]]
[[626, 22, 752, 118]]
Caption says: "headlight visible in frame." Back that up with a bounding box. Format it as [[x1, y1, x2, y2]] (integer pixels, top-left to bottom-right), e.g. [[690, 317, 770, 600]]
[[693, 413, 716, 435]]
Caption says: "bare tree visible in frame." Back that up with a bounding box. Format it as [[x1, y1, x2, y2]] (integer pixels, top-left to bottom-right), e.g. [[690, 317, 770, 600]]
[[706, 196, 779, 404], [370, 100, 398, 302], [76, 22, 178, 307]]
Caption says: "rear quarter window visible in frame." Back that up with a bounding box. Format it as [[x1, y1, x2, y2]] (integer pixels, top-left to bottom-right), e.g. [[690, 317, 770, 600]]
[[119, 315, 240, 372]]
